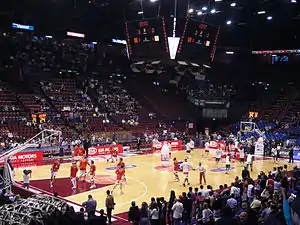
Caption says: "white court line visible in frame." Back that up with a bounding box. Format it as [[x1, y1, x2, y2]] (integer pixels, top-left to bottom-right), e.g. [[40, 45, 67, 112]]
[[113, 176, 148, 207]]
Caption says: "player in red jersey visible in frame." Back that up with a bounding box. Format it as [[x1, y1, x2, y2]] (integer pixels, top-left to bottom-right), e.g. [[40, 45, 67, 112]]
[[117, 158, 127, 184], [89, 160, 96, 189], [70, 162, 78, 189], [173, 157, 180, 182], [112, 165, 125, 195], [78, 147, 86, 157], [79, 157, 90, 182], [107, 146, 115, 163], [50, 159, 60, 188]]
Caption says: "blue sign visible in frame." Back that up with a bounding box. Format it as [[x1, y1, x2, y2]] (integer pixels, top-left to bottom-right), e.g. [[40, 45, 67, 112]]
[[106, 165, 137, 170], [294, 151, 300, 161], [12, 23, 34, 31], [210, 167, 235, 172], [122, 153, 138, 157]]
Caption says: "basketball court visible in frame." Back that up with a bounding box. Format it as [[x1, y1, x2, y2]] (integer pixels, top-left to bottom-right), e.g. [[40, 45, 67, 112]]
[[13, 149, 296, 214]]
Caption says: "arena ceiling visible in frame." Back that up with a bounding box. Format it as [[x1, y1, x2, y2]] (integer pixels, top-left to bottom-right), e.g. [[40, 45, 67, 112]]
[[1, 0, 300, 49]]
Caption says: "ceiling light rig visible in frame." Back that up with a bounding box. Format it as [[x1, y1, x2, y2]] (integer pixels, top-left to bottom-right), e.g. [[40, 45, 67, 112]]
[[267, 16, 272, 20], [257, 11, 266, 15], [188, 8, 194, 13], [211, 9, 216, 14], [197, 11, 203, 16], [230, 2, 236, 7], [226, 20, 232, 25], [202, 6, 208, 11]]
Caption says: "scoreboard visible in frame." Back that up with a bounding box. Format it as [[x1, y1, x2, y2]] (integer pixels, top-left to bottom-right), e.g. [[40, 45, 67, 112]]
[[32, 113, 46, 124], [125, 17, 169, 59], [176, 18, 220, 63]]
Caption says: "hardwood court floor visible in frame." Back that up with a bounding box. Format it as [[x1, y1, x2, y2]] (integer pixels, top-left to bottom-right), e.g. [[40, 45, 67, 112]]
[[14, 149, 297, 214]]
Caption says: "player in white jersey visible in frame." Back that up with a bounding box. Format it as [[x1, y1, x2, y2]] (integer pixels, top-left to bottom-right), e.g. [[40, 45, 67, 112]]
[[180, 158, 193, 187], [246, 153, 253, 172], [189, 139, 195, 151], [186, 142, 191, 158], [225, 154, 231, 174], [204, 141, 210, 158], [239, 146, 245, 166], [215, 145, 222, 168]]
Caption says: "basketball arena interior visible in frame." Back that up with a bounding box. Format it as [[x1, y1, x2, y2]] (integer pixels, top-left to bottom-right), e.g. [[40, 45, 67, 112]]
[[0, 0, 300, 225]]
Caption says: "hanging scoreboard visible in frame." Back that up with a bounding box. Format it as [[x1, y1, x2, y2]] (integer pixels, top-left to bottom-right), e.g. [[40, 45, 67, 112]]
[[125, 17, 169, 59], [176, 18, 220, 63]]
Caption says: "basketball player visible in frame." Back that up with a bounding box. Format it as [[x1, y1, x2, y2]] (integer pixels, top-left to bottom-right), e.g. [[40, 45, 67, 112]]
[[239, 145, 245, 166], [186, 142, 191, 158], [194, 162, 206, 185], [70, 162, 78, 190], [189, 139, 195, 151], [74, 144, 80, 159], [112, 147, 118, 163], [180, 158, 193, 187], [78, 146, 86, 158], [225, 154, 231, 174], [50, 159, 60, 188], [117, 158, 127, 184], [204, 141, 210, 158], [173, 157, 180, 182], [79, 157, 90, 182], [89, 160, 96, 189], [271, 146, 277, 163], [246, 153, 253, 172], [215, 145, 222, 168], [112, 165, 125, 195]]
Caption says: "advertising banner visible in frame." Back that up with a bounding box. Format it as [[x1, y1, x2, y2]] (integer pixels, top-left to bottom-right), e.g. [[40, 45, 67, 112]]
[[151, 140, 182, 151], [0, 151, 43, 164], [209, 141, 226, 150], [88, 145, 123, 156], [12, 23, 34, 31], [294, 151, 300, 161]]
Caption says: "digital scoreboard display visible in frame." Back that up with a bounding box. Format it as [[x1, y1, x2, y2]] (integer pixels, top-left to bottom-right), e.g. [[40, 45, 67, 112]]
[[125, 17, 169, 59], [176, 18, 220, 63]]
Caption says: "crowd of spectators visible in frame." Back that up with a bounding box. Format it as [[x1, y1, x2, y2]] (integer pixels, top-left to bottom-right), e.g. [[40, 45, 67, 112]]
[[185, 83, 236, 107], [84, 78, 140, 119], [0, 33, 93, 74], [125, 166, 300, 225]]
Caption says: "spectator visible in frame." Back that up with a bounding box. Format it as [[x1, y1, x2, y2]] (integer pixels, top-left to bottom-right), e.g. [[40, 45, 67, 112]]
[[82, 194, 97, 218], [227, 194, 238, 212], [128, 201, 141, 225], [150, 202, 159, 225], [167, 190, 176, 225], [99, 209, 108, 225], [202, 202, 213, 225], [76, 207, 86, 224], [140, 202, 149, 225], [215, 206, 238, 225], [172, 198, 184, 225], [105, 190, 115, 224]]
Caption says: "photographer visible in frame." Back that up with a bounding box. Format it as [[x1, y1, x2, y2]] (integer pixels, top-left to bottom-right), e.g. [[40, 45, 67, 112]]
[[23, 170, 32, 189]]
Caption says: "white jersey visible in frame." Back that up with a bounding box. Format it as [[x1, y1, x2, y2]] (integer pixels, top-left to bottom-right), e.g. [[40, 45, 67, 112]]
[[247, 154, 253, 164], [239, 149, 245, 158], [189, 140, 195, 149], [216, 149, 222, 159], [186, 143, 191, 151], [180, 162, 192, 173], [225, 155, 230, 165], [195, 165, 206, 173], [205, 142, 210, 150]]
